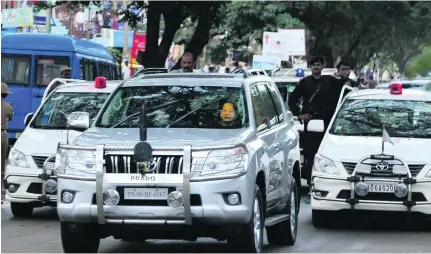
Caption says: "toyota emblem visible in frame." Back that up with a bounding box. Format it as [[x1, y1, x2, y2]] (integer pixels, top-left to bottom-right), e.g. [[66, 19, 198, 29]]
[[375, 162, 389, 171]]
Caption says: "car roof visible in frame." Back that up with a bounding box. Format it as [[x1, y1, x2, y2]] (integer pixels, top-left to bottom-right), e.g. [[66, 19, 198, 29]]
[[345, 88, 431, 101], [121, 73, 273, 88], [55, 80, 122, 93]]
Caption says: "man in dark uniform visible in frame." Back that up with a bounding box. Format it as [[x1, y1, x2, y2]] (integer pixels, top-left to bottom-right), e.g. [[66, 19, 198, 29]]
[[288, 56, 331, 186]]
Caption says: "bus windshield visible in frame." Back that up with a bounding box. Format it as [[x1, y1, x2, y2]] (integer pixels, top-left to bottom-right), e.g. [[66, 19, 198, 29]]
[[31, 92, 109, 130]]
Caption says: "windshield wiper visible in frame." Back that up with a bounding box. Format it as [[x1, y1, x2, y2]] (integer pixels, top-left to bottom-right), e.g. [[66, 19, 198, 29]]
[[110, 99, 183, 128], [165, 98, 224, 128]]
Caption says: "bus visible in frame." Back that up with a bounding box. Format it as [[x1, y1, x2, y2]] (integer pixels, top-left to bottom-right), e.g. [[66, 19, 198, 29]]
[[1, 33, 121, 146]]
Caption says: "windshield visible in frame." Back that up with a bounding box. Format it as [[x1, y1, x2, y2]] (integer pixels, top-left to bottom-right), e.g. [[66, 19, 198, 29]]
[[97, 86, 249, 129], [329, 99, 431, 138], [32, 92, 109, 129]]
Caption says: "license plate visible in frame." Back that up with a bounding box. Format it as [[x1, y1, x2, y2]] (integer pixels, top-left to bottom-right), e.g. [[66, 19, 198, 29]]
[[123, 188, 168, 200], [368, 183, 395, 193]]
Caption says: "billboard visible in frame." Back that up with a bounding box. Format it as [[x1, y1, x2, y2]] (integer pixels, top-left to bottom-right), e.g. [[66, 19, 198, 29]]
[[2, 8, 34, 28], [130, 32, 146, 64]]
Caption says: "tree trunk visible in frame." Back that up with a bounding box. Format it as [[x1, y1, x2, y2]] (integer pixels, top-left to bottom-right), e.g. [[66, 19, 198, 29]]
[[172, 14, 213, 70], [158, 12, 187, 61], [138, 2, 163, 67]]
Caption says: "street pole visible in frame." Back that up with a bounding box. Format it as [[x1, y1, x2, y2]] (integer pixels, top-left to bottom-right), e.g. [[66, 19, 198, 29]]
[[86, 6, 91, 39], [122, 21, 129, 62], [46, 6, 52, 33]]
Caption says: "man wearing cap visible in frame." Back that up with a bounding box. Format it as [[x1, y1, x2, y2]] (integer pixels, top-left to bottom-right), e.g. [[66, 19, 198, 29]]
[[61, 67, 71, 79], [1, 83, 13, 200]]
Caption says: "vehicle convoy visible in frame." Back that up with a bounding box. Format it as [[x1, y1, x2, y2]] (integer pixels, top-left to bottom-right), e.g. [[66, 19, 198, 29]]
[[309, 84, 431, 227], [53, 72, 302, 253], [1, 33, 120, 148], [4, 78, 120, 217]]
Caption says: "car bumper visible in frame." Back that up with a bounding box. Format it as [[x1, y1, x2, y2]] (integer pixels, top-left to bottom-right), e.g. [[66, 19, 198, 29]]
[[57, 173, 254, 225], [5, 165, 57, 204], [311, 174, 431, 214]]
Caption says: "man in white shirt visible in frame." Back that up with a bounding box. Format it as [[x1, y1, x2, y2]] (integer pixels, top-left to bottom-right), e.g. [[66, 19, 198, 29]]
[[74, 8, 85, 35], [122, 61, 131, 80]]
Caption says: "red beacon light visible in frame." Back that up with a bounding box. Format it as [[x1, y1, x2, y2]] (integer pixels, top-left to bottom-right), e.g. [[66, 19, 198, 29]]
[[94, 76, 107, 89], [389, 83, 402, 95]]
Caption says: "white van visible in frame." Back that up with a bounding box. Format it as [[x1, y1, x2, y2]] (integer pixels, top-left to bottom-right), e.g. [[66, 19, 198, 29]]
[[309, 84, 431, 227], [5, 79, 121, 217]]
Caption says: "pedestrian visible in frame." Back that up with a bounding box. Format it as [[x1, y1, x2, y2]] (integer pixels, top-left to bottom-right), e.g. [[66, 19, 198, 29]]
[[288, 56, 329, 187], [122, 61, 131, 80], [1, 83, 13, 203], [74, 8, 85, 36], [367, 76, 378, 89], [174, 52, 194, 73], [60, 67, 71, 79]]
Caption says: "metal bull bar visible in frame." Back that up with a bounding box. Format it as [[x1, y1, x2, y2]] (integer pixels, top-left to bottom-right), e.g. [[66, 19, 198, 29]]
[[38, 154, 58, 203], [312, 154, 431, 211], [56, 142, 246, 226]]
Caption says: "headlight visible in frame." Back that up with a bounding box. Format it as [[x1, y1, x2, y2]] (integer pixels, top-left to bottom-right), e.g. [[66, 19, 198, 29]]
[[8, 148, 30, 168], [313, 154, 339, 175], [194, 147, 247, 177], [57, 149, 96, 174]]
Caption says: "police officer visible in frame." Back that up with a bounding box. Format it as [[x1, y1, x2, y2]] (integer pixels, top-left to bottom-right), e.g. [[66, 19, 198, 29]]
[[61, 67, 71, 79], [288, 56, 331, 186], [1, 83, 13, 199]]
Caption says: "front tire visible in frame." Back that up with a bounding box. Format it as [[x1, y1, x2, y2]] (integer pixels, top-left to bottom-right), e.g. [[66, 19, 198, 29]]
[[10, 202, 33, 217], [266, 178, 298, 246], [227, 185, 264, 253], [61, 222, 100, 253]]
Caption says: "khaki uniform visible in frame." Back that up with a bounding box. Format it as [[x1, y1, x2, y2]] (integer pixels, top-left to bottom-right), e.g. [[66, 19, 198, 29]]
[[2, 99, 13, 175]]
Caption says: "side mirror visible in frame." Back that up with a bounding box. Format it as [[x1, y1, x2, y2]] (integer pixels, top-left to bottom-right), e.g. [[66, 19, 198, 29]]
[[67, 112, 90, 131], [307, 119, 325, 132], [24, 113, 34, 126]]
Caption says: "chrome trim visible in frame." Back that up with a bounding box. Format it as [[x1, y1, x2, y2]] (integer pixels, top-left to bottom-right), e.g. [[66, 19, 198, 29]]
[[56, 174, 96, 181], [6, 193, 57, 201], [312, 193, 431, 206], [41, 155, 57, 200], [190, 172, 246, 182], [183, 145, 192, 225], [106, 219, 186, 225], [95, 145, 105, 225], [4, 174, 40, 179]]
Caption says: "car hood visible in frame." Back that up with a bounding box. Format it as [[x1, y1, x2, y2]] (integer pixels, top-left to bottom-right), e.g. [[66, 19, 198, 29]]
[[320, 134, 431, 164], [13, 127, 83, 156], [73, 128, 253, 148]]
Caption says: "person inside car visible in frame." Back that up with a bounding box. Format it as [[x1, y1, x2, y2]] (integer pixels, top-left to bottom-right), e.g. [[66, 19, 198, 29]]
[[216, 102, 242, 128]]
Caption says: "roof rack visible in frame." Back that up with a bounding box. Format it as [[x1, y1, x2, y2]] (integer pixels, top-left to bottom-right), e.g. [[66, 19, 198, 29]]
[[243, 68, 268, 78]]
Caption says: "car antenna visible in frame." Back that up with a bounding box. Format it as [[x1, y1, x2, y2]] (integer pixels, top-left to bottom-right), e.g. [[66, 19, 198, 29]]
[[140, 102, 147, 141], [134, 102, 154, 175]]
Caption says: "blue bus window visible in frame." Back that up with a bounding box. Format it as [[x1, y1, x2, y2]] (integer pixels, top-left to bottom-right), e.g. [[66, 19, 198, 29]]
[[1, 54, 31, 85], [35, 57, 69, 86]]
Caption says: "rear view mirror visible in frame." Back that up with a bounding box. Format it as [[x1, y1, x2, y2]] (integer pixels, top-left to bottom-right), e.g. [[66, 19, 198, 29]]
[[307, 119, 325, 132], [67, 112, 90, 131], [24, 113, 34, 126]]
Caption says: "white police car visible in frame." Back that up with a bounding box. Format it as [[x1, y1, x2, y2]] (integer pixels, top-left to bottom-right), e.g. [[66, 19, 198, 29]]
[[308, 83, 431, 227], [5, 78, 121, 217]]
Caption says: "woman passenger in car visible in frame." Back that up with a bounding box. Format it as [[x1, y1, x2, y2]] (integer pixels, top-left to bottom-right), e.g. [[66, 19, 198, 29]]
[[215, 102, 243, 128]]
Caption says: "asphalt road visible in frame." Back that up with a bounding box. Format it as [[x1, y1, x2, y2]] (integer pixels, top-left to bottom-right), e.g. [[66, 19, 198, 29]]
[[2, 188, 431, 253]]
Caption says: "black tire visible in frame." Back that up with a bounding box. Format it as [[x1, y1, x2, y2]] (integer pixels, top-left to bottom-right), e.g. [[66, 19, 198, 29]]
[[61, 222, 100, 253], [266, 178, 298, 246], [227, 185, 264, 253], [10, 202, 33, 217], [312, 209, 334, 228]]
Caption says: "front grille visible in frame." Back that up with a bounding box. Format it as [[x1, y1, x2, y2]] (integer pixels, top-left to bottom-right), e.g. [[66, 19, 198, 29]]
[[104, 155, 185, 174], [27, 183, 57, 195], [342, 162, 424, 177], [32, 156, 49, 168], [337, 190, 427, 202]]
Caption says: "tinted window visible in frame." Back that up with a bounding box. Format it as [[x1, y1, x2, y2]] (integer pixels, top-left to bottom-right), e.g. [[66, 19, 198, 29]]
[[36, 57, 70, 86], [250, 85, 269, 132], [274, 81, 298, 102], [1, 54, 31, 85], [98, 86, 248, 129], [256, 83, 278, 126], [32, 92, 109, 129], [330, 99, 431, 138], [266, 82, 285, 124]]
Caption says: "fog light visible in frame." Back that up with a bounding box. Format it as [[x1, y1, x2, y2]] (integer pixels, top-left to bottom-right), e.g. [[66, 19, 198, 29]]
[[103, 189, 120, 206], [394, 183, 408, 198], [354, 182, 369, 196], [8, 184, 18, 193], [167, 191, 184, 208], [227, 193, 240, 205], [62, 191, 74, 203], [45, 179, 57, 193]]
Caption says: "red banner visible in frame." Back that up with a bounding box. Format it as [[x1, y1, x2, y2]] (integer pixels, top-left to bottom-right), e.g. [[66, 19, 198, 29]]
[[130, 32, 146, 65]]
